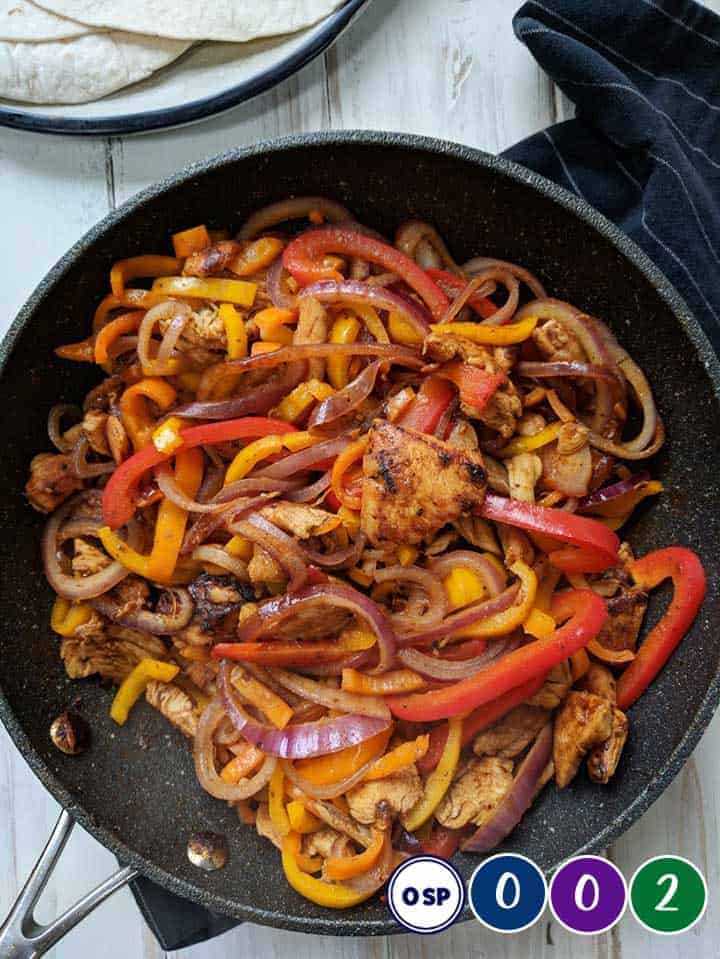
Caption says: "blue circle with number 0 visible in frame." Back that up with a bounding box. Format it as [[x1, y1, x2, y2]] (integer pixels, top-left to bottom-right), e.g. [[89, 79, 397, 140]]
[[469, 853, 548, 933]]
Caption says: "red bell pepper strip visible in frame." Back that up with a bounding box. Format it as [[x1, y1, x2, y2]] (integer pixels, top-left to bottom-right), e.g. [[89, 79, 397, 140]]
[[420, 825, 467, 858], [478, 493, 620, 573], [212, 641, 350, 667], [388, 589, 607, 722], [416, 674, 546, 774], [436, 360, 506, 413], [616, 547, 706, 710], [425, 268, 497, 319], [103, 416, 295, 530], [282, 227, 449, 321], [397, 375, 455, 434]]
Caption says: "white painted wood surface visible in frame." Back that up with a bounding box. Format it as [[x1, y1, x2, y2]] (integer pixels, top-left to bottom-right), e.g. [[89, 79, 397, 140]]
[[1, 1, 718, 956]]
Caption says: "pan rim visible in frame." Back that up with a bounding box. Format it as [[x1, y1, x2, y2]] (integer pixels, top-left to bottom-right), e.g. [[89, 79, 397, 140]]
[[1, 129, 719, 936]]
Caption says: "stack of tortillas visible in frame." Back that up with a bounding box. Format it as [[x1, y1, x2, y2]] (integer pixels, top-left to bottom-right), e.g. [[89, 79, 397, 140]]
[[0, 0, 344, 104]]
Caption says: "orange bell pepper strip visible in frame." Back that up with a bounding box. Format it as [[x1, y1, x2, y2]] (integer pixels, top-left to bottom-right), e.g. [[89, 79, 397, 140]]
[[430, 315, 538, 346], [102, 416, 295, 529], [324, 829, 385, 880], [220, 743, 265, 783], [119, 377, 178, 451], [436, 360, 506, 412], [390, 589, 607, 722], [146, 448, 203, 582], [94, 311, 144, 365], [586, 638, 635, 666], [479, 493, 620, 574], [110, 255, 182, 297], [341, 668, 427, 696], [331, 437, 367, 510], [229, 237, 284, 276], [293, 728, 392, 787], [570, 648, 591, 681], [211, 640, 352, 667], [363, 735, 429, 781], [417, 674, 546, 774], [172, 224, 211, 258], [616, 547, 706, 710], [231, 667, 293, 728], [286, 801, 323, 834], [402, 717, 462, 831], [281, 833, 376, 907]]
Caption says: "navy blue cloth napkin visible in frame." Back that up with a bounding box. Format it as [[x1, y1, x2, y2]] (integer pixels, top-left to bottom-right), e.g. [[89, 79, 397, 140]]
[[504, 0, 720, 355], [129, 0, 720, 950]]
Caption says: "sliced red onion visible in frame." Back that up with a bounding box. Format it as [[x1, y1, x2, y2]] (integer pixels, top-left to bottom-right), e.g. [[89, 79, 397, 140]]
[[238, 196, 352, 239], [91, 586, 193, 634], [194, 700, 277, 800], [229, 514, 308, 594], [237, 582, 397, 674], [286, 471, 332, 504], [138, 301, 190, 375], [343, 832, 396, 893], [517, 360, 618, 382], [48, 404, 81, 453], [297, 649, 377, 677], [461, 723, 553, 852], [396, 220, 463, 274], [269, 668, 390, 719], [298, 280, 431, 337], [258, 436, 349, 480], [429, 550, 506, 597], [175, 363, 306, 421], [373, 565, 448, 631], [266, 257, 299, 310], [307, 361, 382, 433], [578, 472, 651, 511], [179, 487, 289, 555], [398, 635, 519, 681], [445, 267, 519, 326], [300, 531, 366, 570], [72, 435, 115, 478], [463, 257, 547, 299], [218, 662, 389, 758], [396, 581, 521, 648]]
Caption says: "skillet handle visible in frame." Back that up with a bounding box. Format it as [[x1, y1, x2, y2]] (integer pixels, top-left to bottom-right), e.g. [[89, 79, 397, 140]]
[[0, 809, 139, 959]]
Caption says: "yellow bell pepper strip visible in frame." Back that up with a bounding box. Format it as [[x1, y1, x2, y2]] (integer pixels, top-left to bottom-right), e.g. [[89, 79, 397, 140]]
[[225, 535, 253, 561], [523, 607, 556, 640], [388, 311, 424, 346], [281, 832, 377, 907], [498, 421, 564, 458], [337, 627, 378, 652], [229, 236, 285, 276], [273, 378, 336, 423], [94, 311, 144, 365], [219, 303, 247, 360], [430, 314, 539, 346], [231, 667, 293, 728], [251, 341, 285, 355], [327, 313, 361, 388], [220, 743, 265, 783], [98, 526, 152, 577], [269, 766, 291, 839], [570, 648, 591, 682], [355, 304, 390, 344], [110, 658, 179, 725], [325, 829, 385, 881], [50, 596, 93, 637], [151, 416, 186, 454], [255, 307, 297, 346], [395, 545, 418, 567], [363, 735, 430, 781], [147, 448, 203, 582], [341, 668, 427, 696], [616, 547, 706, 710], [390, 589, 607, 722], [151, 276, 257, 307], [294, 727, 392, 786], [110, 256, 182, 297], [287, 801, 323, 834], [120, 377, 178, 451], [454, 560, 537, 639], [331, 437, 367, 511], [172, 224, 211, 258], [401, 717, 462, 832], [478, 493, 621, 574], [224, 430, 316, 485], [444, 567, 486, 610]]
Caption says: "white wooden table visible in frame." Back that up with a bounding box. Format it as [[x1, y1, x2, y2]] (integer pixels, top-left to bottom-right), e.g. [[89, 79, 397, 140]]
[[1, 1, 718, 956]]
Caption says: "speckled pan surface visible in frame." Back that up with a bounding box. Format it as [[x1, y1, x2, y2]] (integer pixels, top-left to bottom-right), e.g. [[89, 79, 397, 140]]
[[0, 132, 718, 936]]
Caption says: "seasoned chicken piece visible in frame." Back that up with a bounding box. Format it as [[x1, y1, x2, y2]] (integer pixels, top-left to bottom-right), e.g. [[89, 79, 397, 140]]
[[60, 630, 167, 684], [183, 240, 240, 277], [446, 418, 479, 452], [593, 587, 648, 653], [72, 609, 106, 640], [294, 297, 328, 380], [553, 691, 614, 788], [161, 305, 227, 351], [71, 538, 112, 578], [506, 453, 542, 503], [532, 319, 585, 363], [111, 576, 151, 618], [347, 766, 423, 825], [106, 414, 129, 465], [248, 545, 285, 585], [25, 453, 83, 513], [587, 708, 628, 784], [256, 803, 282, 850], [527, 661, 572, 710], [80, 410, 110, 456], [473, 705, 551, 759], [145, 680, 198, 738], [361, 421, 487, 547], [578, 663, 617, 703], [260, 502, 338, 539], [435, 758, 513, 829], [304, 827, 354, 861], [176, 622, 213, 648], [184, 660, 218, 696]]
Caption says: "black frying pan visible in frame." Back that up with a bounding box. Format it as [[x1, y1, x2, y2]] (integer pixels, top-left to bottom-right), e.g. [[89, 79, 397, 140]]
[[1, 132, 719, 946]]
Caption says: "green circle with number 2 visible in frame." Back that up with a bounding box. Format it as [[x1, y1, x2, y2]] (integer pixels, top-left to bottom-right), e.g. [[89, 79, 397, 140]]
[[629, 856, 707, 934]]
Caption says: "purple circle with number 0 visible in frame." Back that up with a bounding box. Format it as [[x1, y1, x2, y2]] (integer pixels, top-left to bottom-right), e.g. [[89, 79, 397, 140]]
[[549, 856, 627, 934]]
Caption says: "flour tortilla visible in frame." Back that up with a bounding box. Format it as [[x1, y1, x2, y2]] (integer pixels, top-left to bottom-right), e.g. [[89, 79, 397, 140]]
[[31, 0, 345, 42], [0, 0, 90, 41], [0, 31, 190, 103]]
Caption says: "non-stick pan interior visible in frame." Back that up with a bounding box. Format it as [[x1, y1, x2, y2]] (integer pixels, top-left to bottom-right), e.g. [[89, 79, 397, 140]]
[[1, 133, 718, 935]]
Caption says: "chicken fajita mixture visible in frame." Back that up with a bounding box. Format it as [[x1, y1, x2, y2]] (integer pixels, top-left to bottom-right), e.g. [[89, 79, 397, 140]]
[[30, 196, 706, 907]]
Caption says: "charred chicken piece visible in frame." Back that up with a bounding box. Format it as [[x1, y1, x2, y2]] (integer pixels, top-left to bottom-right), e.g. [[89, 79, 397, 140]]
[[553, 691, 614, 788], [26, 452, 83, 513], [188, 573, 252, 628]]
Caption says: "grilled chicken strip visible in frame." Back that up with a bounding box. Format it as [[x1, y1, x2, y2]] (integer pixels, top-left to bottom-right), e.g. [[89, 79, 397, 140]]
[[553, 691, 614, 788]]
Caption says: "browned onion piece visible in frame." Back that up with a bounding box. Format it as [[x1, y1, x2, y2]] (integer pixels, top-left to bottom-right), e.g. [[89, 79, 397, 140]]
[[453, 267, 519, 326], [540, 442, 592, 499], [396, 220, 463, 275], [266, 257, 298, 310], [300, 531, 366, 570], [396, 581, 521, 648], [176, 362, 306, 420], [398, 635, 520, 681], [48, 404, 81, 452], [138, 301, 190, 375], [588, 419, 666, 461], [373, 565, 448, 631], [194, 700, 277, 801], [281, 754, 381, 800], [230, 514, 308, 594], [461, 723, 553, 852], [258, 438, 348, 480], [190, 545, 249, 580], [308, 361, 382, 433], [91, 585, 193, 634], [179, 487, 288, 555], [463, 256, 547, 299], [156, 462, 237, 514], [238, 196, 352, 239], [42, 495, 130, 601], [437, 274, 497, 325], [269, 668, 390, 719], [343, 833, 396, 893], [286, 471, 332, 504], [298, 280, 432, 337], [517, 360, 618, 382], [429, 550, 506, 596], [72, 435, 115, 478]]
